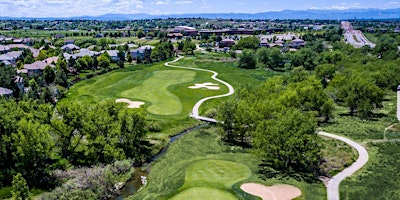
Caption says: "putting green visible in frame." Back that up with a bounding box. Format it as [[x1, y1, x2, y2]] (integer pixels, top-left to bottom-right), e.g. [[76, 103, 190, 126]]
[[183, 159, 251, 189], [121, 70, 196, 115], [170, 187, 237, 200]]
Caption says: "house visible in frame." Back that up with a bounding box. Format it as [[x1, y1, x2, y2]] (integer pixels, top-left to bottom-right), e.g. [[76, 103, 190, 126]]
[[54, 34, 65, 39], [0, 45, 10, 54], [289, 38, 305, 48], [64, 39, 75, 45], [43, 56, 59, 65], [61, 44, 80, 52], [260, 40, 270, 47], [23, 61, 55, 76], [167, 33, 183, 39], [0, 51, 23, 65], [0, 87, 13, 98], [7, 44, 28, 51], [105, 50, 119, 61], [75, 49, 101, 58], [13, 39, 24, 44], [130, 46, 154, 60], [219, 38, 235, 48]]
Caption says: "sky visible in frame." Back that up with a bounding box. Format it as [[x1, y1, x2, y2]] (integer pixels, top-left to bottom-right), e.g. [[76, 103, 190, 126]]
[[0, 0, 400, 18]]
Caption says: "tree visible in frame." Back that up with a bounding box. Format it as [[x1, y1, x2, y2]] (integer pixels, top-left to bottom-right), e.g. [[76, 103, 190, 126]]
[[328, 73, 384, 117], [237, 36, 260, 50], [127, 53, 133, 63], [290, 47, 318, 70], [136, 30, 145, 38], [374, 34, 399, 60], [12, 173, 32, 200], [12, 119, 54, 185], [238, 49, 256, 69], [43, 66, 55, 84], [253, 108, 322, 176], [97, 54, 111, 70], [117, 50, 125, 68], [256, 47, 283, 70], [0, 65, 17, 90]]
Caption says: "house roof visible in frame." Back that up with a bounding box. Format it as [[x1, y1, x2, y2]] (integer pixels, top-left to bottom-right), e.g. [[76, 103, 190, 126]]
[[221, 38, 235, 43], [106, 50, 118, 57], [43, 56, 59, 64], [0, 51, 22, 61], [75, 49, 100, 58], [0, 87, 13, 95], [0, 45, 10, 52], [291, 38, 305, 42], [24, 61, 54, 70], [7, 44, 28, 49], [61, 44, 80, 51], [28, 47, 40, 58]]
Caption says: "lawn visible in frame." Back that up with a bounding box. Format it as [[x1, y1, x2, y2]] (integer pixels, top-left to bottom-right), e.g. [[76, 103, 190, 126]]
[[170, 187, 237, 200]]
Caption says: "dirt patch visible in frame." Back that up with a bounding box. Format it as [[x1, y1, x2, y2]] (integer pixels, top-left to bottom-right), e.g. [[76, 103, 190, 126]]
[[116, 98, 145, 108], [188, 82, 220, 90], [240, 183, 301, 200]]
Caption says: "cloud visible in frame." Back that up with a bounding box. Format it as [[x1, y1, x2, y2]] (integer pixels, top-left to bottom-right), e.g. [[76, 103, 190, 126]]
[[175, 0, 193, 5], [155, 1, 170, 5]]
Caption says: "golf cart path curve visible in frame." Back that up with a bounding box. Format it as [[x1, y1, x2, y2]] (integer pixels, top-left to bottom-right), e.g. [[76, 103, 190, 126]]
[[165, 56, 369, 200], [318, 132, 369, 200], [165, 56, 234, 122]]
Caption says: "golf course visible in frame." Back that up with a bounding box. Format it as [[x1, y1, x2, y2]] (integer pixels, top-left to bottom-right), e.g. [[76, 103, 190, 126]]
[[65, 59, 228, 119]]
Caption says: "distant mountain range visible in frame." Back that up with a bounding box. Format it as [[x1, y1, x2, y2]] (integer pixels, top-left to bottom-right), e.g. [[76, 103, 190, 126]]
[[1, 8, 400, 21]]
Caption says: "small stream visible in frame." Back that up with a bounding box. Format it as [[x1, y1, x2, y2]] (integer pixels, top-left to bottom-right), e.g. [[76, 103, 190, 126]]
[[112, 123, 210, 200]]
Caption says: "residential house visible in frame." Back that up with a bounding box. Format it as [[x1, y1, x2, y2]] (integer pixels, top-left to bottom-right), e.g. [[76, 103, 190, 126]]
[[219, 38, 235, 48], [74, 49, 101, 58], [43, 56, 59, 65], [23, 61, 55, 76], [64, 39, 75, 45], [61, 44, 80, 52], [0, 87, 13, 98], [130, 46, 154, 60], [289, 38, 305, 48], [13, 39, 23, 44], [0, 45, 10, 54], [105, 50, 119, 62], [167, 33, 183, 39], [0, 51, 23, 65]]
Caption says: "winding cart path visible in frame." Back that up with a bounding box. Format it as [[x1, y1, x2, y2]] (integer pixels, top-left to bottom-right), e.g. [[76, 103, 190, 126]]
[[165, 56, 369, 200]]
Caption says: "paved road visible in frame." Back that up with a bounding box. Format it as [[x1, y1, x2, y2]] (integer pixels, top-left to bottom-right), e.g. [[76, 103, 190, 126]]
[[318, 132, 369, 200], [341, 21, 375, 48], [164, 56, 235, 121]]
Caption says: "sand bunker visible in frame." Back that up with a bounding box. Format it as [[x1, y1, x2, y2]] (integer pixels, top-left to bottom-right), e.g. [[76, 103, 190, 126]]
[[188, 82, 220, 90], [116, 98, 145, 108], [240, 183, 301, 200]]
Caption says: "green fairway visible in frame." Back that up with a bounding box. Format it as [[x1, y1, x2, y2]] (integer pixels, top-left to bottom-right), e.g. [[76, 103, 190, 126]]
[[120, 70, 195, 115], [183, 160, 251, 189], [66, 61, 227, 118], [170, 187, 237, 200]]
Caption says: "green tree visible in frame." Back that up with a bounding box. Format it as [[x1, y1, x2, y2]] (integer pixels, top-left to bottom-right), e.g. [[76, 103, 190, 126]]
[[254, 108, 322, 176], [43, 66, 55, 84], [12, 173, 31, 200], [256, 47, 283, 69], [328, 73, 384, 117], [374, 34, 399, 60], [12, 119, 54, 185], [238, 49, 256, 69], [237, 36, 260, 50], [117, 50, 125, 68], [97, 54, 111, 70], [136, 30, 145, 38]]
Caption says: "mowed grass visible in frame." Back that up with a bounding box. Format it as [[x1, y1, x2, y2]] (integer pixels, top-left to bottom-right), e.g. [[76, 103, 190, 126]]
[[65, 60, 227, 119], [170, 187, 237, 200], [121, 70, 196, 115], [129, 127, 326, 200], [183, 160, 251, 190]]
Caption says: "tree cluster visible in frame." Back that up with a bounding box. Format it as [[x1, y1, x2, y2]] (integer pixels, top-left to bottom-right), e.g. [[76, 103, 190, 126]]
[[0, 99, 149, 190]]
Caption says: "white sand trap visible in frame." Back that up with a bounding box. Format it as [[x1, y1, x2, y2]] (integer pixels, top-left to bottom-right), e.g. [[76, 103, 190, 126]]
[[188, 82, 220, 90], [241, 183, 301, 200], [116, 98, 145, 109]]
